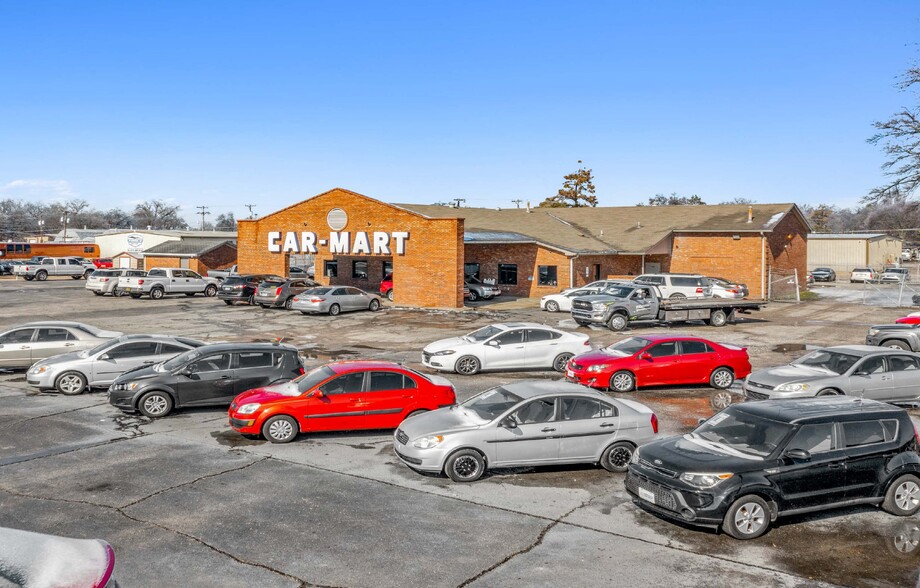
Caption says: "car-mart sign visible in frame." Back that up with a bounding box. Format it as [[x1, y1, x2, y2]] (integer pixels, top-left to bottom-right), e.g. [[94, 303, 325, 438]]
[[267, 231, 410, 255]]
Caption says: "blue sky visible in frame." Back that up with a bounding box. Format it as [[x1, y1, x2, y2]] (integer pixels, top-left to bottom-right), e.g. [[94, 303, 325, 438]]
[[1, 2, 919, 224]]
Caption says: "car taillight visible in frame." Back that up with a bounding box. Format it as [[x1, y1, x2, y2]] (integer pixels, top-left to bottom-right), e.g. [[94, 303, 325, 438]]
[[297, 367, 305, 375], [651, 413, 659, 434], [727, 289, 738, 293], [292, 297, 299, 302], [583, 340, 590, 346], [275, 287, 283, 296], [311, 298, 325, 303], [100, 278, 109, 282], [696, 287, 703, 293]]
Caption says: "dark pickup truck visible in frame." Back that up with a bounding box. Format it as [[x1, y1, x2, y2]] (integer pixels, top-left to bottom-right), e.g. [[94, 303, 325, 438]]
[[865, 324, 920, 351], [570, 281, 766, 331]]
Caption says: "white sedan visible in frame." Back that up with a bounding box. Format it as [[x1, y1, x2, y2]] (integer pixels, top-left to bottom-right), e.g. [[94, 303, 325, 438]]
[[422, 322, 591, 375], [540, 288, 596, 312]]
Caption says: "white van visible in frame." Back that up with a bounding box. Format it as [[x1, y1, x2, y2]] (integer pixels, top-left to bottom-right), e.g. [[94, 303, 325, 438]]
[[633, 273, 712, 299]]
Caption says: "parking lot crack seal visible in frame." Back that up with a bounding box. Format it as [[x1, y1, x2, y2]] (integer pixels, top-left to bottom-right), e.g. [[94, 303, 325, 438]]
[[15, 401, 109, 422]]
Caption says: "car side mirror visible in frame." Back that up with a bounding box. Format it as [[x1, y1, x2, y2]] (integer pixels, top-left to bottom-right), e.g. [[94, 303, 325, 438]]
[[853, 370, 869, 376], [487, 340, 500, 347], [640, 352, 652, 360], [501, 417, 517, 429], [784, 448, 810, 461], [99, 353, 111, 361], [182, 365, 197, 376], [312, 389, 325, 398]]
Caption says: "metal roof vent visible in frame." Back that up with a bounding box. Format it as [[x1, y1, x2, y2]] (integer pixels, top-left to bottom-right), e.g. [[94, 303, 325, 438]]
[[327, 208, 348, 231]]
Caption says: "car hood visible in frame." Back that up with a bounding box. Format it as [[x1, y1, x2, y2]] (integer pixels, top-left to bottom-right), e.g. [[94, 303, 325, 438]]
[[424, 337, 471, 353], [575, 294, 625, 303], [234, 382, 301, 404], [637, 434, 766, 473], [112, 365, 161, 384], [397, 405, 482, 438], [747, 364, 835, 387], [871, 324, 918, 332], [32, 351, 83, 368], [571, 349, 629, 365]]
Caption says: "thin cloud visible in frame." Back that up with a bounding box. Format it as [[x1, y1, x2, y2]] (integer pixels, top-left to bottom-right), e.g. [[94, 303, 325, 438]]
[[0, 179, 77, 201]]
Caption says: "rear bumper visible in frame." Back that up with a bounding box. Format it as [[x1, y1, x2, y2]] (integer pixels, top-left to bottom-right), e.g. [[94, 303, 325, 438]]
[[218, 292, 252, 302], [253, 295, 283, 307]]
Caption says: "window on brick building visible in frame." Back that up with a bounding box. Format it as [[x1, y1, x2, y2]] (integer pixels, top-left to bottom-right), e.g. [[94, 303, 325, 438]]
[[498, 264, 517, 285], [382, 260, 393, 277], [353, 260, 368, 279], [538, 265, 557, 286], [324, 260, 338, 278], [464, 263, 480, 280]]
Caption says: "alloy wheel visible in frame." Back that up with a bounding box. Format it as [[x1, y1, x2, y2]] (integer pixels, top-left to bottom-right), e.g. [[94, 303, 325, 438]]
[[607, 446, 632, 468], [733, 502, 765, 535], [143, 395, 169, 416], [268, 419, 294, 441], [896, 481, 920, 511], [453, 455, 481, 479], [58, 374, 84, 395]]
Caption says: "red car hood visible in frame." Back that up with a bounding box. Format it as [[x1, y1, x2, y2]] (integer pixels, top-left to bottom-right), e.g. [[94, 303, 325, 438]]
[[233, 382, 301, 406], [572, 349, 631, 366]]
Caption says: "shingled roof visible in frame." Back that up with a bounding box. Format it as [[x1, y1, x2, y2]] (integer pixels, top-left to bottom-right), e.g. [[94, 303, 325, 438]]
[[144, 239, 236, 257], [398, 203, 808, 254]]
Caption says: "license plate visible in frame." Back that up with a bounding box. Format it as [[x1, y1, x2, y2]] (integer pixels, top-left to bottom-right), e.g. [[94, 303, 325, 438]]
[[566, 370, 574, 378], [222, 287, 232, 291], [638, 487, 655, 504], [123, 287, 132, 292]]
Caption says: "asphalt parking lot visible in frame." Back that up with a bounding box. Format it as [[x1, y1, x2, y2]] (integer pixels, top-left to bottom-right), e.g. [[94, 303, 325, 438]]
[[2, 277, 920, 587]]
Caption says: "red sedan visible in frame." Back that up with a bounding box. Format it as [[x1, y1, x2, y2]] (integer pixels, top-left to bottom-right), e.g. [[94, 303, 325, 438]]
[[228, 360, 456, 443], [896, 314, 920, 325], [93, 258, 113, 268], [565, 335, 751, 393]]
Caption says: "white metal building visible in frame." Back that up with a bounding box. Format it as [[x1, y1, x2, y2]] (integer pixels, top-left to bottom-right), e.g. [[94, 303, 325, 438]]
[[94, 230, 237, 258], [807, 233, 902, 274]]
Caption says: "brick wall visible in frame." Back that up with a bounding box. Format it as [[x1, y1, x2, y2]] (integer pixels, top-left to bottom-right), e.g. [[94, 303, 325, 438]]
[[144, 256, 182, 271], [765, 211, 808, 285], [464, 243, 572, 297], [237, 188, 464, 308], [573, 254, 642, 286], [198, 244, 238, 275]]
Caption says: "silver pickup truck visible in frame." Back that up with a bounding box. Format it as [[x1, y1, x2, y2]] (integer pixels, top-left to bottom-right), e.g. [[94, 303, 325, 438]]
[[14, 257, 95, 281], [118, 268, 220, 299]]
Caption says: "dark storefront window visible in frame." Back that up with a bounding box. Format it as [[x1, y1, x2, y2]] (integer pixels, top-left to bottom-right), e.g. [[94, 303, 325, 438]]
[[353, 260, 368, 279], [382, 260, 393, 278], [324, 260, 338, 278], [538, 265, 557, 286], [498, 264, 518, 285], [464, 263, 480, 280]]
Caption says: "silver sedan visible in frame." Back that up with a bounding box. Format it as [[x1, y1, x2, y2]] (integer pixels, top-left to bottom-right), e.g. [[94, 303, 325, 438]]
[[0, 322, 123, 369], [743, 345, 920, 403], [394, 380, 659, 482], [27, 334, 205, 395], [290, 286, 382, 316]]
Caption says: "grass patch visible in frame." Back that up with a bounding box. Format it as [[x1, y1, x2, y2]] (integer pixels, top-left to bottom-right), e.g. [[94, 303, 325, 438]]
[[799, 290, 820, 301]]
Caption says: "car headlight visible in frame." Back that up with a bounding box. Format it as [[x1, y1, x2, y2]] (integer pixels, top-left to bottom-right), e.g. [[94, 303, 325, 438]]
[[592, 303, 607, 311], [868, 328, 879, 336], [29, 365, 48, 375], [630, 448, 640, 464], [679, 472, 734, 488], [776, 382, 809, 392], [412, 435, 444, 449], [431, 350, 456, 356], [237, 403, 261, 415], [586, 365, 604, 373]]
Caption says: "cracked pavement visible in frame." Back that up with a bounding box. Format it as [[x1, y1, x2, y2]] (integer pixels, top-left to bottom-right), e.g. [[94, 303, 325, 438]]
[[2, 278, 920, 586]]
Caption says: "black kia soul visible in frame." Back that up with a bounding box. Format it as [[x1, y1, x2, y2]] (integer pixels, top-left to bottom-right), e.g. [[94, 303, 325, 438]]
[[626, 397, 920, 539], [108, 342, 304, 418]]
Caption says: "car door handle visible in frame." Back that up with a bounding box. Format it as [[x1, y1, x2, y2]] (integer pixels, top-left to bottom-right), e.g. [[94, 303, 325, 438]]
[[541, 427, 556, 432], [599, 423, 616, 428], [20, 345, 29, 349], [64, 343, 76, 347], [219, 375, 231, 379], [828, 462, 845, 469]]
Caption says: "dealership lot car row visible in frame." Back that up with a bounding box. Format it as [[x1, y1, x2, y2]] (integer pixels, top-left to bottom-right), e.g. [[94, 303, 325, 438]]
[[8, 305, 920, 545]]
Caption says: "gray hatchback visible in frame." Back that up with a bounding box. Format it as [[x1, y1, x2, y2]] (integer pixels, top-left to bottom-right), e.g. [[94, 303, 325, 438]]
[[394, 380, 658, 482], [253, 277, 319, 310]]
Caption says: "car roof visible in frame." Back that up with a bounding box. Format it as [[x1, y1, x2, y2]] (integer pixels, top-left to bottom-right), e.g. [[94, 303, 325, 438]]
[[501, 380, 609, 399], [193, 342, 298, 353], [492, 322, 561, 330], [326, 360, 406, 372], [731, 397, 904, 423], [112, 334, 204, 344], [823, 345, 903, 356], [619, 333, 706, 343]]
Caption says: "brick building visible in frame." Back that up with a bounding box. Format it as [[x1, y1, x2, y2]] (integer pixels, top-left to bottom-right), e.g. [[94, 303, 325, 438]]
[[143, 239, 237, 275], [237, 188, 810, 308]]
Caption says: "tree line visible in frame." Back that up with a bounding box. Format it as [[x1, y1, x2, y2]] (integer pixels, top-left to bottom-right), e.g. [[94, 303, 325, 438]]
[[0, 198, 235, 241]]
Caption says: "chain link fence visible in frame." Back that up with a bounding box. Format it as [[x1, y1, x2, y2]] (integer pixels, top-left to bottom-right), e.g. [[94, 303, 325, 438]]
[[859, 275, 920, 307], [767, 267, 801, 302]]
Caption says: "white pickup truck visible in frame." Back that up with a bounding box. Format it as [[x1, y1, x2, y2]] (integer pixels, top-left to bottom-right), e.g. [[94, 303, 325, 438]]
[[14, 257, 95, 281], [207, 265, 239, 281], [118, 268, 221, 299]]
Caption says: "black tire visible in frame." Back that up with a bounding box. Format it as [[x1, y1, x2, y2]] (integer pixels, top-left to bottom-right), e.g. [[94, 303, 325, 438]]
[[709, 309, 728, 327], [405, 409, 428, 420], [609, 370, 635, 392], [601, 441, 635, 473], [185, 292, 196, 297], [669, 292, 686, 300], [328, 303, 341, 316], [71, 275, 82, 280], [138, 391, 174, 418], [55, 371, 87, 395], [884, 340, 911, 350], [386, 289, 394, 302], [150, 287, 165, 300], [468, 290, 479, 302], [369, 299, 380, 311], [204, 284, 218, 297], [884, 474, 920, 516], [36, 270, 48, 281], [445, 449, 485, 482], [23, 276, 34, 281], [575, 319, 590, 327], [455, 355, 481, 375], [92, 291, 104, 296], [224, 300, 233, 305], [130, 293, 142, 299], [262, 415, 298, 443], [608, 313, 628, 331], [553, 353, 574, 373], [284, 297, 294, 310], [710, 367, 735, 389], [723, 495, 771, 539], [545, 300, 560, 312], [817, 388, 840, 396], [300, 311, 310, 315], [84, 270, 93, 279]]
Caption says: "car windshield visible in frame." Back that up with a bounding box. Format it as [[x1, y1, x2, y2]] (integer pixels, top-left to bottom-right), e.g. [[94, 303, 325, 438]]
[[690, 409, 792, 458], [791, 349, 860, 375], [159, 349, 201, 371], [223, 277, 246, 285], [460, 387, 523, 421], [83, 338, 122, 357], [604, 337, 650, 355], [292, 366, 336, 394], [466, 325, 504, 342], [708, 278, 729, 286], [260, 280, 284, 288], [601, 286, 635, 298]]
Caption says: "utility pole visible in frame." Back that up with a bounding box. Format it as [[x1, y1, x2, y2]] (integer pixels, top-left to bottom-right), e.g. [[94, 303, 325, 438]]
[[59, 211, 70, 242], [511, 199, 523, 209], [451, 198, 466, 209], [196, 206, 211, 231], [244, 204, 257, 219]]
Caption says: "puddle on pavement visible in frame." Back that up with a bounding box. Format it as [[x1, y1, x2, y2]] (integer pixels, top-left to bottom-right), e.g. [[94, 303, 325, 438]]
[[487, 464, 612, 489], [300, 348, 358, 361], [210, 430, 263, 447], [772, 343, 820, 353], [628, 392, 713, 429]]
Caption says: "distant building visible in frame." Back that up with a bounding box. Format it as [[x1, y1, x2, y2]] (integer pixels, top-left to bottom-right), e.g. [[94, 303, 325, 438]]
[[807, 233, 903, 274], [52, 228, 106, 243], [143, 239, 237, 275], [94, 229, 237, 258]]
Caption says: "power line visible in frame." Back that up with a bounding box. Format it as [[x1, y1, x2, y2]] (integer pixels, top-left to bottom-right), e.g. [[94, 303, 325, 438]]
[[244, 204, 257, 219], [451, 198, 466, 208], [195, 206, 211, 231], [511, 199, 524, 209]]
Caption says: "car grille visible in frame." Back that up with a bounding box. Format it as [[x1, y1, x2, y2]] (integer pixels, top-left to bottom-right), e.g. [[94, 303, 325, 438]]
[[573, 300, 592, 311], [395, 428, 409, 445], [422, 352, 431, 363], [745, 389, 769, 400], [626, 472, 678, 512], [638, 458, 677, 478]]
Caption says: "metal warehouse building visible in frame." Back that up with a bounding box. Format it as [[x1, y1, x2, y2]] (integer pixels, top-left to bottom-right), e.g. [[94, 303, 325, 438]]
[[807, 233, 902, 275], [236, 188, 810, 308]]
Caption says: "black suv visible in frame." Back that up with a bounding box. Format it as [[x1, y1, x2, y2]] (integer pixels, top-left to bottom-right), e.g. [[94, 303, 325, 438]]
[[626, 397, 920, 539], [218, 274, 283, 305], [108, 343, 303, 418]]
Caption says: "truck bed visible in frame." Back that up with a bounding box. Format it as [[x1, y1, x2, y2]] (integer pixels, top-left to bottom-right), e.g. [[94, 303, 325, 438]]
[[658, 299, 766, 311]]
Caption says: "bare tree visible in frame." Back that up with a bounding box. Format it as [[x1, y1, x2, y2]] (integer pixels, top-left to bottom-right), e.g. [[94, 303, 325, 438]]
[[868, 67, 920, 202], [133, 200, 187, 230], [540, 162, 598, 208], [639, 192, 706, 206], [214, 212, 235, 230]]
